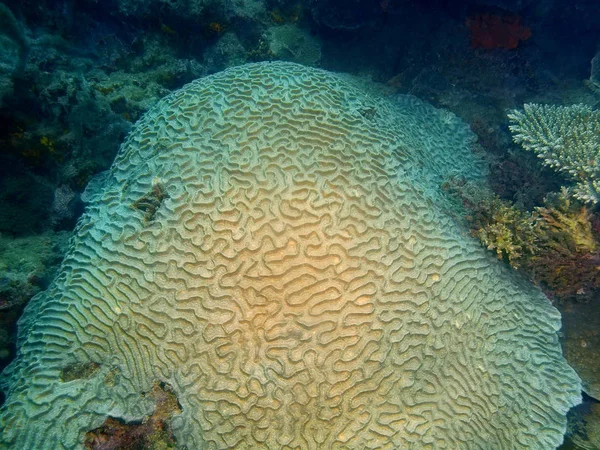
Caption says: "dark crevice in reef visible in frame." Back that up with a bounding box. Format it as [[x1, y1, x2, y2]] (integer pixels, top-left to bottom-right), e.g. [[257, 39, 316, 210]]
[[560, 392, 600, 449], [85, 381, 182, 450]]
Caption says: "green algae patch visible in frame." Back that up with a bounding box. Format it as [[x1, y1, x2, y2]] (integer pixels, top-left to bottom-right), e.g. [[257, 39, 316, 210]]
[[60, 362, 101, 382]]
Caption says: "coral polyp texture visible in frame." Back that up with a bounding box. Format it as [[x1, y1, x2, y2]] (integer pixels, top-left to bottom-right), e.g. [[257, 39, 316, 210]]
[[508, 103, 600, 204], [0, 62, 581, 449]]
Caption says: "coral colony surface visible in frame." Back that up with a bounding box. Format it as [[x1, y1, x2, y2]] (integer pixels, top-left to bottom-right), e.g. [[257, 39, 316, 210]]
[[3, 0, 600, 448], [0, 62, 581, 449]]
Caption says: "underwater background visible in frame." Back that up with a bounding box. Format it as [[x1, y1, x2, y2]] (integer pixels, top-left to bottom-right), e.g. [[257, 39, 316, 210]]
[[0, 0, 600, 448]]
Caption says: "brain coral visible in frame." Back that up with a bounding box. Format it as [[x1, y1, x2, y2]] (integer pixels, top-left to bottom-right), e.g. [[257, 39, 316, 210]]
[[0, 62, 581, 449]]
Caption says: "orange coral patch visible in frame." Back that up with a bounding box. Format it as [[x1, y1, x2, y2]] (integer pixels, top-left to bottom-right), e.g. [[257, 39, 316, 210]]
[[467, 13, 531, 50]]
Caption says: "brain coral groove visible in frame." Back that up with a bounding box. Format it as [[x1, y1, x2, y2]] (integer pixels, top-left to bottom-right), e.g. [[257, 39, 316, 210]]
[[0, 62, 581, 449]]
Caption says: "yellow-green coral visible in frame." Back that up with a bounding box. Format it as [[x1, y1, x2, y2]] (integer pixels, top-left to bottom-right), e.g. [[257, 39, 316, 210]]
[[448, 180, 600, 300], [535, 190, 597, 255], [442, 177, 539, 268], [473, 196, 539, 268], [528, 191, 600, 300]]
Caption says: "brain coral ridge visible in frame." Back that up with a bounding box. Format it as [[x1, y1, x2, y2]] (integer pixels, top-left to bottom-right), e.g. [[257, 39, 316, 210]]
[[0, 61, 581, 449]]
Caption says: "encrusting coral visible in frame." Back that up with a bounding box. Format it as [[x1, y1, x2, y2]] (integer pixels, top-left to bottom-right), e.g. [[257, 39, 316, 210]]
[[0, 62, 581, 449], [466, 12, 532, 50]]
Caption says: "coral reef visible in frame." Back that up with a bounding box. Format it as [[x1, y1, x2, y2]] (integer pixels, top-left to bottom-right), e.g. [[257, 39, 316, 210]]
[[114, 0, 209, 18], [50, 184, 80, 228], [443, 177, 539, 268], [471, 197, 539, 268], [589, 51, 600, 91], [562, 300, 600, 401], [0, 231, 70, 366], [528, 193, 600, 301], [508, 104, 600, 204], [0, 28, 207, 215], [447, 179, 600, 301], [202, 32, 247, 70], [0, 2, 28, 107], [307, 0, 384, 30], [113, 0, 266, 22], [131, 178, 169, 224], [223, 0, 265, 21], [0, 172, 55, 235], [85, 382, 181, 450], [564, 397, 600, 449], [60, 362, 101, 383], [486, 148, 566, 211], [1, 0, 600, 444], [0, 62, 580, 450], [466, 12, 531, 50], [266, 24, 321, 66]]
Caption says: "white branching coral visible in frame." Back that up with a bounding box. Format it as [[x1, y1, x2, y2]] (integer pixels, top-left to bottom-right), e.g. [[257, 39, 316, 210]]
[[508, 103, 600, 203]]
